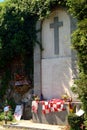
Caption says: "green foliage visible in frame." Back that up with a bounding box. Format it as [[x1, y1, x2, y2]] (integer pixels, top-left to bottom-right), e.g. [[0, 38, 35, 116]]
[[0, 112, 5, 121], [84, 118, 87, 129], [0, 69, 11, 98], [7, 98, 16, 111], [0, 2, 38, 69], [0, 0, 39, 93], [71, 19, 87, 74], [28, 0, 66, 19], [0, 0, 67, 69], [0, 0, 67, 89], [68, 113, 84, 130], [0, 110, 13, 121], [67, 0, 87, 119], [67, 0, 87, 20], [72, 73, 87, 115]]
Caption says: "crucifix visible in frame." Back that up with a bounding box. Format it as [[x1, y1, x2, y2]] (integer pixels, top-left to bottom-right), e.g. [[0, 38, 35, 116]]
[[50, 17, 63, 54]]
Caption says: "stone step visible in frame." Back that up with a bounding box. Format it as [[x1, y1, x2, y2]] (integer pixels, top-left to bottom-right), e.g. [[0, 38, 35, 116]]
[[3, 120, 66, 130]]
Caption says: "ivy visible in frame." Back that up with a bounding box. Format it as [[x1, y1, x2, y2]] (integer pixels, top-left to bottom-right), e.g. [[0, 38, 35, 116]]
[[0, 0, 67, 70], [72, 19, 87, 74], [67, 0, 87, 118], [0, 69, 11, 98], [67, 0, 87, 20], [0, 0, 68, 102]]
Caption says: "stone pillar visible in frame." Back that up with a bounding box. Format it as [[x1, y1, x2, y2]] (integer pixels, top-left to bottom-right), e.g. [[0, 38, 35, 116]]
[[34, 21, 41, 97]]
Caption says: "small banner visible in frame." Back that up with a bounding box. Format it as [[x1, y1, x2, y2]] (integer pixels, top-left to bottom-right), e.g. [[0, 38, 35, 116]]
[[14, 105, 23, 121], [32, 99, 65, 114]]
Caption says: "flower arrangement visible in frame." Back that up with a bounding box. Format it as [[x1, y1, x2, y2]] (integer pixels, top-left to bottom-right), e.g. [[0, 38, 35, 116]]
[[61, 93, 75, 113], [62, 93, 69, 101], [32, 94, 40, 101]]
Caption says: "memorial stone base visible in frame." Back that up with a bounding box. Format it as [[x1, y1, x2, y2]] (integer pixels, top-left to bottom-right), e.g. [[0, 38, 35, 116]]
[[32, 102, 81, 125], [32, 103, 68, 125]]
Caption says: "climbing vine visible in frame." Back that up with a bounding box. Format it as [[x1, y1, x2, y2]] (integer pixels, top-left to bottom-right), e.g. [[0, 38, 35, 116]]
[[0, 0, 67, 99], [67, 0, 87, 119]]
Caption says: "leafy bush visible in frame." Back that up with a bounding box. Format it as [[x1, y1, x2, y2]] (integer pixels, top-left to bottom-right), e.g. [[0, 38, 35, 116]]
[[0, 110, 13, 121], [72, 73, 87, 116], [84, 118, 87, 130], [68, 114, 84, 130], [0, 112, 4, 121]]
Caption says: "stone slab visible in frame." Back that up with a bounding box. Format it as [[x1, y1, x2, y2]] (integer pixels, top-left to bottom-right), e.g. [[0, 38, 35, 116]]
[[32, 102, 82, 125], [32, 103, 68, 125], [42, 8, 71, 59], [41, 57, 75, 100]]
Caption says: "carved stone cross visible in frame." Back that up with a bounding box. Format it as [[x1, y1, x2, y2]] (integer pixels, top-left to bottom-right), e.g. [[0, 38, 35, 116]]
[[50, 17, 63, 54]]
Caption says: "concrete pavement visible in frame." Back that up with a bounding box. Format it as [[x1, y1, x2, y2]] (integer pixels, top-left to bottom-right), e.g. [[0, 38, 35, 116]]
[[3, 120, 66, 130]]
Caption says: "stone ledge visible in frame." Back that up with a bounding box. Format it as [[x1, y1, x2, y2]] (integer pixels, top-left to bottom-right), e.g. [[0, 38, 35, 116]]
[[32, 101, 82, 125], [3, 120, 65, 130]]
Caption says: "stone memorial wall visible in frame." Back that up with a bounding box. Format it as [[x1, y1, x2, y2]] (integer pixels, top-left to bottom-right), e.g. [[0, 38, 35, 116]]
[[34, 7, 77, 100]]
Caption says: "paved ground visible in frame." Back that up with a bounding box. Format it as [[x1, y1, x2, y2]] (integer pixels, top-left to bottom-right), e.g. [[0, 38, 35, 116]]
[[2, 120, 66, 130]]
